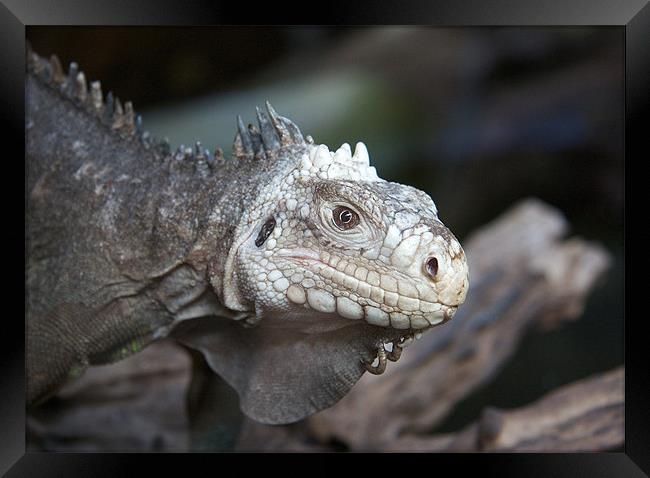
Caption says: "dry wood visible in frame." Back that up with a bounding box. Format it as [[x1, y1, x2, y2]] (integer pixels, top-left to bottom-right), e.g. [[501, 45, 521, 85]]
[[384, 366, 624, 452]]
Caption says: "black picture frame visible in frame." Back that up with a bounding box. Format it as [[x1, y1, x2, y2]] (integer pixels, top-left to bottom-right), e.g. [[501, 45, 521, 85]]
[[3, 0, 645, 475]]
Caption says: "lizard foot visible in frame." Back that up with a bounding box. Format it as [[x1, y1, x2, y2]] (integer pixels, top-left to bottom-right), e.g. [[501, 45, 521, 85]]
[[385, 340, 402, 362], [363, 345, 387, 375], [363, 332, 423, 374]]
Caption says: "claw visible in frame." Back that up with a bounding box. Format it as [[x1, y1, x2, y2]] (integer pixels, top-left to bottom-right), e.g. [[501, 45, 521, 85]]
[[386, 341, 402, 362], [363, 335, 411, 374], [398, 333, 415, 349], [363, 345, 387, 375]]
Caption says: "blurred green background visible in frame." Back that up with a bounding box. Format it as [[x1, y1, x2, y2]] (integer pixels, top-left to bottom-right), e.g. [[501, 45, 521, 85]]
[[27, 26, 624, 435]]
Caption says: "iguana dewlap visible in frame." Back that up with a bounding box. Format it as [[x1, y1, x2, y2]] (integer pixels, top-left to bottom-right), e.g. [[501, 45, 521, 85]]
[[26, 48, 469, 425]]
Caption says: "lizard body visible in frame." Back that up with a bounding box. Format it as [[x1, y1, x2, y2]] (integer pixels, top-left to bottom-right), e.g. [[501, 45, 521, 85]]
[[26, 48, 469, 424]]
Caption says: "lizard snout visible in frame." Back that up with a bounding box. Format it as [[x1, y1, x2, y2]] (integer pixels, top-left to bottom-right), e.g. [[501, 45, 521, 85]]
[[417, 234, 469, 308]]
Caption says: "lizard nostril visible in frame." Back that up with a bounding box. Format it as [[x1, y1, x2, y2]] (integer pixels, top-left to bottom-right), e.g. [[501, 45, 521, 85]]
[[425, 257, 439, 280]]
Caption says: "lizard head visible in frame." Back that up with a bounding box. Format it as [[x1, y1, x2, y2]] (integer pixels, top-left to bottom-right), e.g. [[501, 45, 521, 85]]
[[231, 141, 468, 332], [174, 103, 468, 424]]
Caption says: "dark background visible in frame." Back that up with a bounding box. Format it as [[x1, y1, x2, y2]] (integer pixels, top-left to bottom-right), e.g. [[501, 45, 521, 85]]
[[26, 26, 624, 437]]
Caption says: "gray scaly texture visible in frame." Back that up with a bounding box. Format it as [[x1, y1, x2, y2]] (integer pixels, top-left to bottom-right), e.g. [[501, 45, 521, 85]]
[[26, 46, 469, 424]]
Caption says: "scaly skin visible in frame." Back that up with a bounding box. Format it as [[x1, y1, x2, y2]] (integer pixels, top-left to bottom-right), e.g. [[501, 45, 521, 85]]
[[26, 47, 469, 424], [228, 140, 469, 367]]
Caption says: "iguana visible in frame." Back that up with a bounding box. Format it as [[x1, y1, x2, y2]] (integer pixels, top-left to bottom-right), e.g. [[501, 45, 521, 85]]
[[26, 46, 469, 425]]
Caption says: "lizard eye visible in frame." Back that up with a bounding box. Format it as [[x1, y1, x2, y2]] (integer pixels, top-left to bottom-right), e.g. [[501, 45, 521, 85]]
[[332, 206, 360, 230], [255, 217, 276, 247]]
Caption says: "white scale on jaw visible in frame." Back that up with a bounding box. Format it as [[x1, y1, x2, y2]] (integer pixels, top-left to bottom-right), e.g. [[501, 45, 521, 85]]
[[241, 139, 469, 374]]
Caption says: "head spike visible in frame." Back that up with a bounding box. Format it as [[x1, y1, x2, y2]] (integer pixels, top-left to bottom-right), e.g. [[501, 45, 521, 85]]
[[264, 101, 279, 121], [123, 101, 135, 134], [236, 115, 253, 156], [49, 55, 65, 84], [67, 62, 78, 80], [279, 115, 304, 144], [233, 135, 244, 158], [214, 147, 225, 163], [264, 101, 291, 144], [66, 62, 78, 95], [256, 105, 280, 152], [103, 91, 114, 123], [248, 123, 263, 157], [194, 141, 203, 157], [90, 81, 103, 111], [352, 142, 370, 166], [26, 42, 42, 73], [112, 98, 124, 130], [75, 72, 87, 103]]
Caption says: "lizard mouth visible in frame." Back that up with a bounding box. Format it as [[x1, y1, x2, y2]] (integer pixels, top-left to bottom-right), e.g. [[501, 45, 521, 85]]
[[272, 250, 456, 375], [275, 250, 455, 332], [358, 309, 456, 375]]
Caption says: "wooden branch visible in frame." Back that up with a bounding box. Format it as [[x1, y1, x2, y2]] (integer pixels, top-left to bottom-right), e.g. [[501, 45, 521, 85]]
[[238, 198, 612, 451], [384, 366, 624, 452], [236, 367, 623, 452]]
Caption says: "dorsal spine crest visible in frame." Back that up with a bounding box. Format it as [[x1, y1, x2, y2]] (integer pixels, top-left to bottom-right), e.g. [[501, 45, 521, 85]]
[[27, 45, 308, 177]]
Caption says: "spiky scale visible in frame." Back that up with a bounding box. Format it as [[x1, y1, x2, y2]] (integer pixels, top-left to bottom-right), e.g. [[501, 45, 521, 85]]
[[232, 135, 244, 158], [283, 116, 304, 143], [49, 55, 65, 84], [195, 143, 210, 177], [123, 101, 135, 134], [265, 101, 291, 144], [256, 105, 281, 152], [90, 81, 103, 111], [248, 123, 264, 158], [67, 62, 78, 81], [103, 91, 114, 124], [66, 62, 78, 96], [27, 43, 42, 73], [214, 147, 224, 163], [75, 72, 87, 103], [112, 98, 124, 130], [237, 115, 253, 156]]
